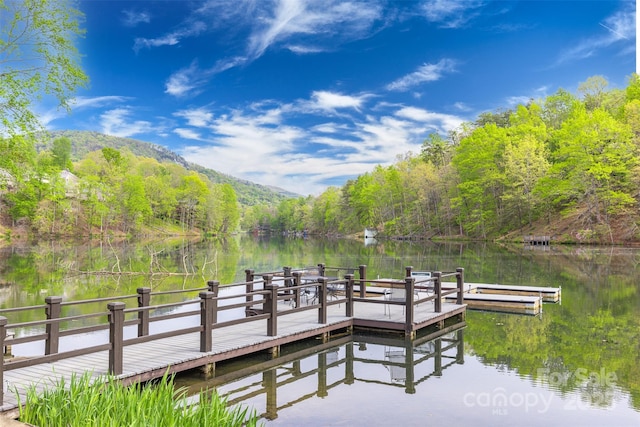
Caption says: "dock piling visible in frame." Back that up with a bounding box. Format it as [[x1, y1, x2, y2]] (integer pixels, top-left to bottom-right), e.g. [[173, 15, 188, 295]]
[[108, 302, 125, 375]]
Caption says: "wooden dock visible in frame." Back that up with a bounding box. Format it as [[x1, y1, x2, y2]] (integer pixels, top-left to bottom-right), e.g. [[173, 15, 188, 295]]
[[441, 282, 560, 314], [463, 283, 561, 303], [0, 265, 466, 417], [444, 292, 541, 315]]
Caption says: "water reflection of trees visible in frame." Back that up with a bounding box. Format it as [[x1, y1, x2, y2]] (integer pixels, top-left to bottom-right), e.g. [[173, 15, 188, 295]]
[[177, 324, 465, 421]]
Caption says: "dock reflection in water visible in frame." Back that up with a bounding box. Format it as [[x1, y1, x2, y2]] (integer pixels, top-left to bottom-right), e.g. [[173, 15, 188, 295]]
[[175, 323, 465, 422]]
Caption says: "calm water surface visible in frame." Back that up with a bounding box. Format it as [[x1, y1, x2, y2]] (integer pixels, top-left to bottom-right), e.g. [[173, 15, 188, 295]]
[[1, 235, 639, 426]]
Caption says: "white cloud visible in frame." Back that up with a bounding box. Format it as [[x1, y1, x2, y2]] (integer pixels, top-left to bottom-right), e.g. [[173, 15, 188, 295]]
[[174, 128, 202, 140], [453, 102, 471, 112], [175, 0, 385, 80], [174, 108, 214, 127], [165, 61, 209, 98], [170, 87, 472, 195], [553, 3, 635, 66], [176, 97, 444, 195], [40, 96, 131, 128], [386, 58, 457, 91], [100, 108, 156, 138], [70, 96, 131, 109], [395, 106, 464, 134], [122, 10, 151, 27], [285, 44, 326, 54], [246, 0, 383, 60], [133, 21, 206, 52], [419, 0, 485, 28], [307, 91, 368, 112]]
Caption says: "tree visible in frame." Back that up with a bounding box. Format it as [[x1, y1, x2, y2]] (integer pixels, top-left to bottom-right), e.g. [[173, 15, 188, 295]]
[[451, 123, 509, 237], [217, 183, 239, 233], [537, 105, 636, 227], [577, 75, 608, 111], [0, 0, 88, 138], [120, 174, 152, 232], [51, 137, 72, 170], [420, 133, 450, 168]]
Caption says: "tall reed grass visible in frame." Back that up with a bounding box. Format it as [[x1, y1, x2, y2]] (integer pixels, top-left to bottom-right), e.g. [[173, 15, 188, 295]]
[[17, 372, 260, 426]]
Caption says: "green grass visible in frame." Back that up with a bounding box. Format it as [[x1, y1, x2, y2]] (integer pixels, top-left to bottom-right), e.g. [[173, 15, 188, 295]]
[[17, 372, 261, 427]]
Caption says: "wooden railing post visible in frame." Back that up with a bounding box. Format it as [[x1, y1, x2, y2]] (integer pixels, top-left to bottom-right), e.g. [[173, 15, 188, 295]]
[[263, 275, 278, 336], [456, 268, 465, 305], [108, 302, 125, 375], [293, 271, 302, 308], [434, 338, 443, 376], [200, 291, 214, 352], [345, 274, 354, 317], [45, 296, 62, 355], [245, 269, 255, 313], [318, 277, 327, 324], [405, 277, 415, 336], [137, 287, 150, 337], [358, 265, 367, 298], [0, 316, 6, 404], [283, 266, 292, 285], [405, 266, 413, 277], [345, 342, 354, 385], [433, 271, 442, 313], [283, 266, 292, 300], [317, 352, 328, 398], [208, 280, 220, 324]]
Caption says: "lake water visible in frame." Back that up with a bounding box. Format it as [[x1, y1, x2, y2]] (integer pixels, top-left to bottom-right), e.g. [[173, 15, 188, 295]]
[[1, 235, 639, 426]]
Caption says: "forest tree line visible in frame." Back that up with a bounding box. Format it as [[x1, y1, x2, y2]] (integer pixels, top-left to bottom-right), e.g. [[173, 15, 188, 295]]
[[0, 140, 240, 237], [243, 75, 640, 243], [2, 74, 639, 242]]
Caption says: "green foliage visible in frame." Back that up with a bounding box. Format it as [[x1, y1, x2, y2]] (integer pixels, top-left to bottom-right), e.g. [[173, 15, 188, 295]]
[[263, 73, 640, 241], [18, 371, 260, 427], [51, 137, 72, 170], [4, 73, 640, 241], [540, 105, 636, 220], [0, 0, 88, 138], [41, 130, 293, 207]]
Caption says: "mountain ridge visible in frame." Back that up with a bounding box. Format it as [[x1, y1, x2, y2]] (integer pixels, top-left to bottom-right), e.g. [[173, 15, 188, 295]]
[[42, 130, 299, 206]]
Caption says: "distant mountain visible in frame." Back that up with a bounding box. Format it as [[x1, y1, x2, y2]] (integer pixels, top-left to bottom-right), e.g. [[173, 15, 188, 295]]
[[41, 130, 299, 206]]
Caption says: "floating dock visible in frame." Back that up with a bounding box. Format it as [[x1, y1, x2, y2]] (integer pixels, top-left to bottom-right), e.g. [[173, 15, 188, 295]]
[[442, 282, 561, 315]]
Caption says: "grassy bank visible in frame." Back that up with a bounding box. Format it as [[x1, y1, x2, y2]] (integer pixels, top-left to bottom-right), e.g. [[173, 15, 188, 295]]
[[17, 372, 260, 427]]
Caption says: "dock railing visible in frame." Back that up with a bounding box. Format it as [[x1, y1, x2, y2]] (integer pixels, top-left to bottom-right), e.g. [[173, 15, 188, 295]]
[[349, 267, 464, 335], [0, 264, 465, 404]]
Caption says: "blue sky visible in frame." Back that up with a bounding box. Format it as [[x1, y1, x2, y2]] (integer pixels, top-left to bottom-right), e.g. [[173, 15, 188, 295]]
[[40, 0, 636, 196]]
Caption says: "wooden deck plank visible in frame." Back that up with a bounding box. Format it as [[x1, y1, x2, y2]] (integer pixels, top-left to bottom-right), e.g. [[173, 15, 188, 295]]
[[1, 300, 465, 415]]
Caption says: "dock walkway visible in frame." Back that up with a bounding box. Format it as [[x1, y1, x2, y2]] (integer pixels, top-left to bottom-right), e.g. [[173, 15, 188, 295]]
[[0, 266, 466, 417]]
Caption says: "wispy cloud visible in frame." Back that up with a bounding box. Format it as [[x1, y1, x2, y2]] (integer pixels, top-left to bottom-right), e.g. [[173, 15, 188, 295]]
[[70, 96, 131, 109], [160, 0, 384, 98], [395, 106, 464, 134], [285, 44, 326, 54], [40, 96, 131, 128], [165, 61, 211, 98], [100, 108, 156, 138], [553, 3, 635, 67], [386, 58, 457, 91], [174, 108, 214, 127], [246, 0, 383, 59], [419, 0, 485, 28], [122, 10, 151, 27], [175, 91, 466, 195], [133, 22, 206, 52], [174, 128, 202, 140], [304, 91, 369, 113]]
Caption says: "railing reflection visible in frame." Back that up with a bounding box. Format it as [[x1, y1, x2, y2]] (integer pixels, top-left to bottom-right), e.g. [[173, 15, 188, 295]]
[[183, 322, 465, 421]]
